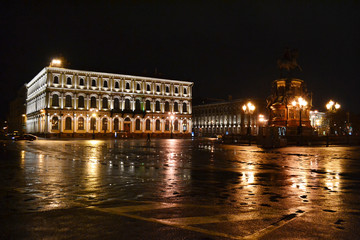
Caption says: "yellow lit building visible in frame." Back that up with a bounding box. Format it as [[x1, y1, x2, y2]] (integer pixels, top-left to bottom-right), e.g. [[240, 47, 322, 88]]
[[26, 66, 193, 138]]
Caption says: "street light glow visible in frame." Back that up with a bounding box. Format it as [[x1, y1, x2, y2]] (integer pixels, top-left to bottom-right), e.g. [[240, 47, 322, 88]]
[[50, 59, 62, 67], [326, 100, 340, 112]]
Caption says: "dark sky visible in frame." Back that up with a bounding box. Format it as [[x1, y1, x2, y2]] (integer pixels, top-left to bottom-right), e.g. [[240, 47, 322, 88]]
[[1, 1, 359, 119]]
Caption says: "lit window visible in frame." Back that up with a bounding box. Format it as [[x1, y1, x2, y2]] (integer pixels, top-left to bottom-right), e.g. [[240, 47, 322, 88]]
[[52, 117, 59, 130], [78, 117, 84, 130]]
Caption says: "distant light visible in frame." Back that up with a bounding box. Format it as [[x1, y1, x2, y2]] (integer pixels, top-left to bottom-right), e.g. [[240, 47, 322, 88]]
[[50, 59, 62, 67]]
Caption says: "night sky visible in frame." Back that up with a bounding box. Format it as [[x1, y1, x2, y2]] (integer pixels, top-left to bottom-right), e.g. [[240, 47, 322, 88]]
[[1, 1, 359, 120]]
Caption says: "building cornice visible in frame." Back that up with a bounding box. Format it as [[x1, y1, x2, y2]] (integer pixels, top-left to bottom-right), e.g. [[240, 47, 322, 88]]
[[46, 67, 194, 85]]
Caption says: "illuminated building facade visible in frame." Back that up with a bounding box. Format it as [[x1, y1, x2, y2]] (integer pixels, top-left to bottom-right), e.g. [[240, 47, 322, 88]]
[[26, 67, 193, 138], [193, 99, 263, 137], [310, 110, 327, 136]]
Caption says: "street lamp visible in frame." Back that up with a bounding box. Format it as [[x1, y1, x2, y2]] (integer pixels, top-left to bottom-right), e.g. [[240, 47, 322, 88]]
[[169, 112, 175, 138], [292, 97, 308, 139], [242, 102, 256, 145], [90, 109, 98, 139], [258, 114, 267, 136], [326, 100, 340, 135]]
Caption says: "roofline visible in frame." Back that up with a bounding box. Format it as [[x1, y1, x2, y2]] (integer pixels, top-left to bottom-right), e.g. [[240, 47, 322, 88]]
[[46, 67, 194, 85]]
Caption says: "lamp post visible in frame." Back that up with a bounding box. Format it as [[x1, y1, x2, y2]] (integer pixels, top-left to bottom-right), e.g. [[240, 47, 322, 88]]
[[292, 97, 308, 145], [169, 112, 175, 139], [325, 100, 340, 146], [258, 114, 267, 136], [90, 109, 98, 139], [242, 102, 255, 145]]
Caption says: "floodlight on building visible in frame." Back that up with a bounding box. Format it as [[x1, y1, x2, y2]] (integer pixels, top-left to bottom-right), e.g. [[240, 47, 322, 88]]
[[50, 59, 62, 67]]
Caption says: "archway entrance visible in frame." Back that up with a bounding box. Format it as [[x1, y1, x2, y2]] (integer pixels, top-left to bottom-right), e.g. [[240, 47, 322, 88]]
[[124, 117, 131, 133]]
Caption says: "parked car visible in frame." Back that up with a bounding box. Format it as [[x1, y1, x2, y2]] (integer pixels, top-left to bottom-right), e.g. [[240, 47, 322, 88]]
[[12, 134, 37, 141]]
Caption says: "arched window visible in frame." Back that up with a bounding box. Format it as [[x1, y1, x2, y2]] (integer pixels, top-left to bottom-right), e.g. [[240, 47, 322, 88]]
[[65, 95, 72, 107], [53, 76, 59, 84], [135, 119, 141, 130], [90, 117, 96, 130], [125, 99, 130, 110], [52, 116, 59, 130], [175, 87, 179, 94], [183, 102, 187, 112], [184, 88, 187, 94], [103, 81, 108, 88], [165, 102, 170, 112], [79, 78, 84, 86], [156, 119, 161, 131], [91, 96, 97, 108], [102, 118, 108, 131], [174, 120, 179, 131], [155, 101, 160, 111], [165, 120, 170, 131], [146, 100, 151, 111], [115, 81, 119, 89], [78, 96, 85, 108], [65, 117, 72, 130], [136, 83, 141, 91], [114, 98, 119, 110], [146, 119, 151, 131], [114, 118, 119, 131], [66, 77, 72, 85], [165, 86, 169, 93], [126, 82, 130, 90], [156, 85, 160, 92], [135, 99, 141, 111], [146, 84, 151, 91], [92, 79, 96, 87], [174, 102, 179, 112], [102, 97, 108, 109], [52, 94, 59, 107], [78, 117, 84, 130]]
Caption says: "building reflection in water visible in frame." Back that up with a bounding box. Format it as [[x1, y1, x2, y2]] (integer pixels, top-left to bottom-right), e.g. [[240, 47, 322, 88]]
[[83, 140, 102, 199]]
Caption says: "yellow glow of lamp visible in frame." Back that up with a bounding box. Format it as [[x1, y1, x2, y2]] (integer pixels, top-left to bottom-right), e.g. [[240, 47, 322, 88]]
[[50, 59, 62, 67]]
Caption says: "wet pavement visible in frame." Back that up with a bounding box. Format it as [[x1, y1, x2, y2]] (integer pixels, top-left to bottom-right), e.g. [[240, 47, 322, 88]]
[[1, 139, 360, 239]]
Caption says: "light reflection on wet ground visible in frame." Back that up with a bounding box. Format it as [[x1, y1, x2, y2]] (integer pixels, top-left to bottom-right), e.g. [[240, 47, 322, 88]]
[[1, 139, 360, 238]]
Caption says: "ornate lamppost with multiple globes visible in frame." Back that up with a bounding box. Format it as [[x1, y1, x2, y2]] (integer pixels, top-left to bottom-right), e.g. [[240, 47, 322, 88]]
[[325, 100, 340, 146], [242, 102, 255, 145], [292, 97, 308, 140]]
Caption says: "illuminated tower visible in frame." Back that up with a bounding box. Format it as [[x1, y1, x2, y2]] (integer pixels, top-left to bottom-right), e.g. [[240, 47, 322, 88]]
[[266, 49, 312, 136]]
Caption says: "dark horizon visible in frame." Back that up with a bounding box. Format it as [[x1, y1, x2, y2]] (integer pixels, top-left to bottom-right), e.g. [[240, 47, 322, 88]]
[[1, 1, 359, 120]]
